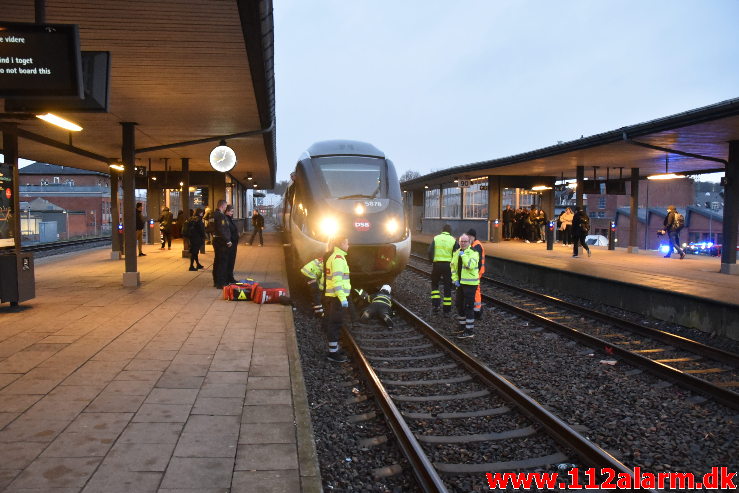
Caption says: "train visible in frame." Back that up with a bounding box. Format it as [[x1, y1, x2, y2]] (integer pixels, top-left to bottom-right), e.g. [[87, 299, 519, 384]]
[[281, 139, 410, 289]]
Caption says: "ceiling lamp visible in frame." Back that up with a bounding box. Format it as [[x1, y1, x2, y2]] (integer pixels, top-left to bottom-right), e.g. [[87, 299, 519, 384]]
[[648, 153, 686, 180], [531, 185, 552, 191], [109, 163, 124, 171], [36, 113, 82, 131], [209, 139, 237, 172]]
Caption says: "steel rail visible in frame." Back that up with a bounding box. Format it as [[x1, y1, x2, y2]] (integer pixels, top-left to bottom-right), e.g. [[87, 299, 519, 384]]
[[390, 301, 655, 490], [21, 237, 110, 253], [406, 261, 739, 410], [409, 253, 738, 366], [342, 329, 450, 493]]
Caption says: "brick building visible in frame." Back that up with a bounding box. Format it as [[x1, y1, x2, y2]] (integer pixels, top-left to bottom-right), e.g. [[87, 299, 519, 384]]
[[19, 162, 112, 240]]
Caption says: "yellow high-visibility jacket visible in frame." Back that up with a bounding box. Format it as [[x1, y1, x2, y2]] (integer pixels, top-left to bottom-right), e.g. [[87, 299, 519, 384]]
[[429, 231, 456, 262], [300, 258, 324, 290], [325, 246, 351, 302], [451, 247, 480, 286]]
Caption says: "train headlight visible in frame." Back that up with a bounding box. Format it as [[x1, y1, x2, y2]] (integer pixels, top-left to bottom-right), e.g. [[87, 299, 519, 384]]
[[354, 203, 365, 215], [318, 216, 339, 238], [385, 217, 399, 235]]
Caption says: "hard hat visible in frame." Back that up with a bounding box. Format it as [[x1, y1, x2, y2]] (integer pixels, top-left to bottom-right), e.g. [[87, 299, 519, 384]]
[[380, 284, 391, 294]]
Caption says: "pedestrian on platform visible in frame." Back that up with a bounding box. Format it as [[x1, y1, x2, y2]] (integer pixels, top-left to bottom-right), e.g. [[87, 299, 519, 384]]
[[248, 210, 264, 246], [187, 208, 206, 271], [359, 285, 394, 328], [451, 234, 480, 339], [663, 205, 686, 259], [536, 208, 548, 243], [135, 202, 146, 256], [324, 236, 351, 363], [212, 199, 232, 289], [572, 206, 591, 258], [466, 228, 486, 319], [301, 256, 325, 318], [559, 207, 574, 245], [225, 204, 240, 283], [502, 205, 514, 240], [158, 206, 174, 250], [203, 207, 213, 245], [428, 224, 457, 315]]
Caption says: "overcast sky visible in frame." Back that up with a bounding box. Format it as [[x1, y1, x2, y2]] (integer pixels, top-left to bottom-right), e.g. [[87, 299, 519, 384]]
[[273, 0, 739, 183]]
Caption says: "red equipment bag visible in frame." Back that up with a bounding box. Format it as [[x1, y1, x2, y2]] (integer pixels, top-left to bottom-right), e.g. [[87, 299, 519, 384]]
[[252, 282, 288, 304], [223, 279, 259, 301]]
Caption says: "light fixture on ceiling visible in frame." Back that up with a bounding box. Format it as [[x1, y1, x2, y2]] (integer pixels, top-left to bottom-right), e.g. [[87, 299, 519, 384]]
[[36, 113, 83, 132], [531, 185, 552, 191], [209, 139, 237, 172], [648, 153, 686, 180], [109, 163, 124, 172], [252, 183, 258, 188], [246, 172, 253, 181]]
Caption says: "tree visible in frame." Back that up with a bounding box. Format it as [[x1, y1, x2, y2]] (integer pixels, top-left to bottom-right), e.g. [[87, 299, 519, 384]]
[[399, 170, 421, 183]]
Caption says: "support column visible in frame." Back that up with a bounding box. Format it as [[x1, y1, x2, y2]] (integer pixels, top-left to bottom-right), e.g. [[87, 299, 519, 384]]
[[576, 166, 584, 209], [628, 168, 639, 253], [110, 171, 121, 259], [721, 141, 738, 274], [181, 157, 190, 258], [2, 125, 21, 252], [121, 122, 140, 287], [487, 176, 501, 242]]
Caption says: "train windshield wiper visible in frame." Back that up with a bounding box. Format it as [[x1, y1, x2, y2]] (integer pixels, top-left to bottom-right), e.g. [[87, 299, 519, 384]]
[[336, 194, 374, 199]]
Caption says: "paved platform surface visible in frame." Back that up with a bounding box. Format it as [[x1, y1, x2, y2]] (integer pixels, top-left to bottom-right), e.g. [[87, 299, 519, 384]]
[[413, 233, 739, 307], [0, 233, 321, 492]]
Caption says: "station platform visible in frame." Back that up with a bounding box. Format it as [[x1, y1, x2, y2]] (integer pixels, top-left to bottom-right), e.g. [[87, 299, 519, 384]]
[[0, 233, 321, 492], [412, 233, 739, 341]]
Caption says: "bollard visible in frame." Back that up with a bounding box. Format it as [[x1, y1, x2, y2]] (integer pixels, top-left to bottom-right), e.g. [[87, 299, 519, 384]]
[[608, 221, 616, 250], [546, 221, 554, 250]]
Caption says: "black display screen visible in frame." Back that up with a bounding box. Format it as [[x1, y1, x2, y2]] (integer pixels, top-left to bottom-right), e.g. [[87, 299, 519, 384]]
[[0, 22, 83, 98]]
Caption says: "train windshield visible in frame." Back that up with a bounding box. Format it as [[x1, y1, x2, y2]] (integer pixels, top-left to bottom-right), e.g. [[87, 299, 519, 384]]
[[315, 157, 386, 199]]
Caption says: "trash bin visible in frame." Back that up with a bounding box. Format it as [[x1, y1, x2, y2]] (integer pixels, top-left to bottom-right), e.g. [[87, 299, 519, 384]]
[[0, 252, 35, 305]]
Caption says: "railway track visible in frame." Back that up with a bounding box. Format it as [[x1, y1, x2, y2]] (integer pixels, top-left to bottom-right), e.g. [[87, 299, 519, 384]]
[[408, 253, 739, 410], [21, 237, 111, 254], [343, 301, 656, 492]]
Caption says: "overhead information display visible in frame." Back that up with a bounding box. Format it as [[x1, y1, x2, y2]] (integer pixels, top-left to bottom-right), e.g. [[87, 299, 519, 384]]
[[0, 22, 83, 98]]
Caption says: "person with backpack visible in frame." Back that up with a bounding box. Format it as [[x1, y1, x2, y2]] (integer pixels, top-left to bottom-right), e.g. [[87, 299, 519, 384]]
[[158, 206, 174, 250], [572, 206, 591, 258], [186, 208, 206, 271], [663, 205, 686, 259]]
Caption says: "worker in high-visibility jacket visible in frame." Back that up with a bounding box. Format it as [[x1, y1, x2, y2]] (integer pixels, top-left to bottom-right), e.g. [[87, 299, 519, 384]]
[[428, 224, 458, 315], [451, 234, 480, 339], [466, 228, 485, 319], [324, 237, 351, 363], [300, 257, 324, 318], [359, 285, 394, 328]]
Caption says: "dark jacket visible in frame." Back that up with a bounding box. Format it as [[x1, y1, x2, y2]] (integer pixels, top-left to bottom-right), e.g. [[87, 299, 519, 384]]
[[251, 213, 264, 229], [158, 210, 173, 228], [664, 210, 678, 232], [213, 209, 231, 242], [135, 210, 145, 231], [572, 210, 590, 233], [503, 208, 515, 223], [187, 216, 206, 245], [226, 215, 239, 243]]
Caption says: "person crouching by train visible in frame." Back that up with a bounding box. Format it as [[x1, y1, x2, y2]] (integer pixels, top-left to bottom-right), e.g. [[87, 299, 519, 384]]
[[451, 234, 480, 339], [324, 236, 351, 363], [301, 256, 325, 318], [428, 224, 457, 316], [359, 285, 394, 328], [466, 228, 485, 320]]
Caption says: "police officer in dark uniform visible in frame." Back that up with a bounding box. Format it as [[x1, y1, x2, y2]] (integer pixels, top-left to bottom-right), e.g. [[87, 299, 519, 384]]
[[225, 204, 240, 283], [212, 199, 232, 289]]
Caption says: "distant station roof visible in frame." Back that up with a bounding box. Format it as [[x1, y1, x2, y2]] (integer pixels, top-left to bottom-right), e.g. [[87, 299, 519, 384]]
[[0, 0, 276, 188], [20, 162, 107, 176], [404, 97, 739, 188]]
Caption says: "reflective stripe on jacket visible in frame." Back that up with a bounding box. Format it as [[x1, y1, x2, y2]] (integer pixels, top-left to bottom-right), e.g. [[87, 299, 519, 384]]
[[371, 293, 392, 307], [471, 239, 485, 277], [300, 258, 324, 290], [451, 247, 480, 286], [430, 231, 456, 262], [325, 247, 351, 301]]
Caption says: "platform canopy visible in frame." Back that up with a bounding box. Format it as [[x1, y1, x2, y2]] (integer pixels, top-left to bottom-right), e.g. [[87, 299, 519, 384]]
[[404, 98, 739, 187], [0, 0, 275, 189]]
